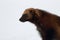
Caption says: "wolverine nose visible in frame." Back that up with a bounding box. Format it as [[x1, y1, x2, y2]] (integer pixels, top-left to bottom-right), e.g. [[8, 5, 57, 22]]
[[19, 18, 22, 21]]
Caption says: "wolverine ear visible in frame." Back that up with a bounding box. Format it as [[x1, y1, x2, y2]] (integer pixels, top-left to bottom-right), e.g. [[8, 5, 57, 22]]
[[35, 9, 41, 17]]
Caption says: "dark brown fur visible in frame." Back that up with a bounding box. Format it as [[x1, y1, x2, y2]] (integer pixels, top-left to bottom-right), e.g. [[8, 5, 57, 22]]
[[19, 8, 60, 40]]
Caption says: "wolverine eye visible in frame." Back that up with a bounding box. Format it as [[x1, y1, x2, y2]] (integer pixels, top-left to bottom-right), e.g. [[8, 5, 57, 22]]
[[30, 10, 34, 14], [30, 10, 32, 13], [29, 10, 35, 16]]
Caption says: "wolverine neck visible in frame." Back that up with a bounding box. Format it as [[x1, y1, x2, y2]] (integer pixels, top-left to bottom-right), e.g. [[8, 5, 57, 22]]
[[29, 17, 46, 30]]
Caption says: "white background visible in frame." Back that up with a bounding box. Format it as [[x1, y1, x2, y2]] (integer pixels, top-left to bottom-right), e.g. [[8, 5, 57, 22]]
[[0, 0, 60, 40]]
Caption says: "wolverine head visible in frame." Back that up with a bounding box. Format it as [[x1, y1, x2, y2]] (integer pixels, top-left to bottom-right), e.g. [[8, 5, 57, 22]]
[[19, 8, 41, 22]]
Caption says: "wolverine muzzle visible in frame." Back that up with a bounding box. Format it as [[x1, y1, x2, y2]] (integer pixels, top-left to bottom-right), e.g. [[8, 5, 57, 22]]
[[19, 14, 28, 22]]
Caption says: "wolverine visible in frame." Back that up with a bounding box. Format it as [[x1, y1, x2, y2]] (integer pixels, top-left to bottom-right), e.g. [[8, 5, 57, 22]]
[[19, 8, 60, 40]]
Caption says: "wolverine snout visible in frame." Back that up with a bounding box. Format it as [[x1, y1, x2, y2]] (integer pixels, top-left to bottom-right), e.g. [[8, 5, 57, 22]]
[[19, 14, 28, 22]]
